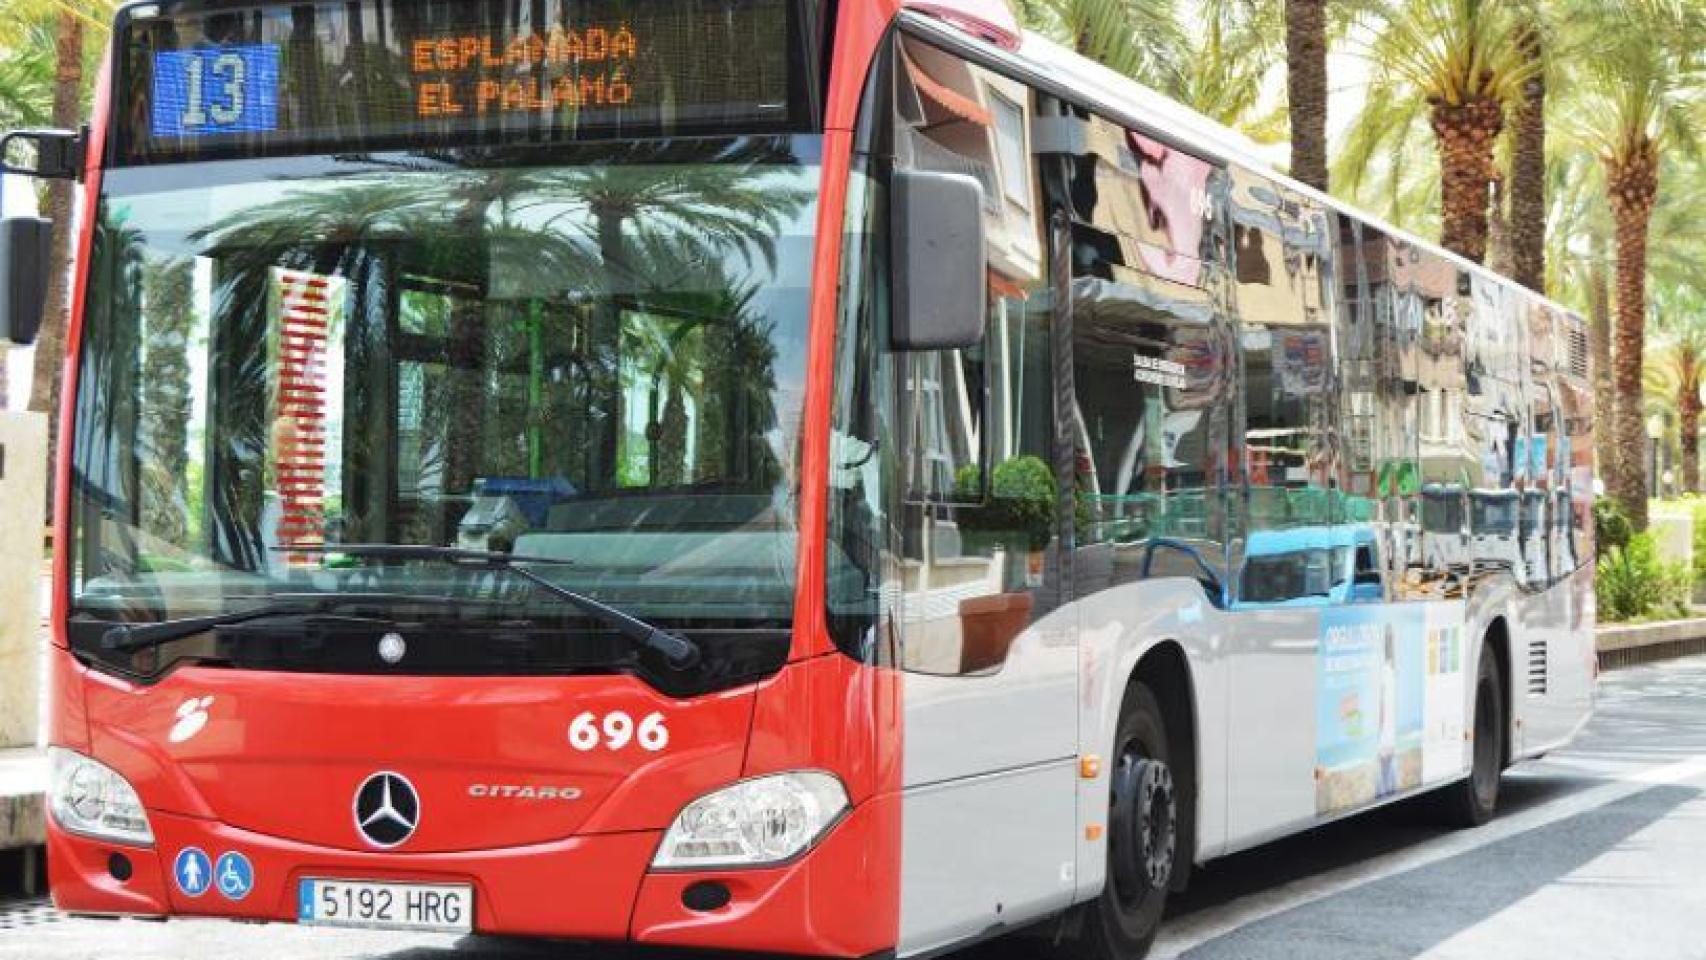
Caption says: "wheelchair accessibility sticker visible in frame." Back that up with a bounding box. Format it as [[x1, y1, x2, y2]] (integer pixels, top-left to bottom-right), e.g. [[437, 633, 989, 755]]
[[215, 851, 255, 900], [173, 847, 212, 897]]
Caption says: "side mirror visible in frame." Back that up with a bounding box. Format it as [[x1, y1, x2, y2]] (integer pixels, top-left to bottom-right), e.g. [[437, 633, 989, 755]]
[[0, 128, 84, 180], [0, 216, 52, 346], [890, 167, 986, 351]]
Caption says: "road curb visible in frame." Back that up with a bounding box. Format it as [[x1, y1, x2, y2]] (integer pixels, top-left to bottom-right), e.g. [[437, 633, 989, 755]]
[[1597, 618, 1706, 670]]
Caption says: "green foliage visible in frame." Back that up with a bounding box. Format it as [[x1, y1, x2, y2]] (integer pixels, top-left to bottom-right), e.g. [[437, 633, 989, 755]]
[[1693, 500, 1706, 591], [1596, 531, 1691, 622], [1594, 496, 1633, 558], [1671, 495, 1706, 591], [954, 456, 1058, 551], [1014, 0, 1187, 93]]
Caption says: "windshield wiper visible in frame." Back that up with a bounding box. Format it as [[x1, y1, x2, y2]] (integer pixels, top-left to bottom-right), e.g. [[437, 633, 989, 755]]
[[98, 595, 397, 653], [96, 592, 525, 653], [282, 544, 704, 670]]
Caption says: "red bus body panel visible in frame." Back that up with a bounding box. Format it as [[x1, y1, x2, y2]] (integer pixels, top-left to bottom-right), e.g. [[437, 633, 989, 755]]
[[48, 2, 916, 954], [79, 669, 755, 844]]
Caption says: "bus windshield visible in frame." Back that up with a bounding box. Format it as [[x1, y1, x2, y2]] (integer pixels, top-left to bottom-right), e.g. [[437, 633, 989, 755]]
[[68, 138, 820, 639]]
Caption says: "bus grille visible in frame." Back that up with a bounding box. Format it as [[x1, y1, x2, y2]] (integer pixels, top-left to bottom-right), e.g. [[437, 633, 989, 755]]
[[1568, 324, 1590, 379]]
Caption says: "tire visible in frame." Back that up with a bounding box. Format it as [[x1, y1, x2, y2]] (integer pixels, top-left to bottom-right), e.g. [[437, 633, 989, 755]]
[[1435, 636, 1505, 827], [1056, 682, 1178, 960]]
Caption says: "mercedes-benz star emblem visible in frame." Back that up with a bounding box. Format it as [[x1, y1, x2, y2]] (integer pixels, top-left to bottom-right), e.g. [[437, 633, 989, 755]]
[[377, 631, 407, 664], [353, 771, 420, 848]]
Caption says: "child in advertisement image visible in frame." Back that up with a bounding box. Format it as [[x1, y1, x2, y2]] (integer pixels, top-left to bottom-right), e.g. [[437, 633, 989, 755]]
[[1378, 625, 1399, 796], [1316, 607, 1426, 814]]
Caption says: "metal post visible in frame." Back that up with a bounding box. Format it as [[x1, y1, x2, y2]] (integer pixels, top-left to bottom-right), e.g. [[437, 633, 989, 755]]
[[21, 845, 38, 897]]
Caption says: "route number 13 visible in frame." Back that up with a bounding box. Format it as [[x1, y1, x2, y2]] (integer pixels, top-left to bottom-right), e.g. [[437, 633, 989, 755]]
[[179, 53, 247, 128]]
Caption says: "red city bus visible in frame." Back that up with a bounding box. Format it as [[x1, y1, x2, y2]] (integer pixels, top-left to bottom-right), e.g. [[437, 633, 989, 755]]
[[2, 0, 1595, 957]]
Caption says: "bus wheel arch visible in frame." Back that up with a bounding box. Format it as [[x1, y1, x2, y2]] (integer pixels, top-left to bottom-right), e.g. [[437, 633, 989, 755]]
[[1434, 619, 1510, 827], [1483, 616, 1512, 768], [1129, 641, 1197, 893]]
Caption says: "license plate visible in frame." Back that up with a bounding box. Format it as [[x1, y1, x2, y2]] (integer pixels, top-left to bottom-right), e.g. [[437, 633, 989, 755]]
[[298, 878, 472, 932]]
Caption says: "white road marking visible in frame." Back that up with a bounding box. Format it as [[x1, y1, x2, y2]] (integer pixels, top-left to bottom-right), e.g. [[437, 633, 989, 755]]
[[1150, 754, 1706, 959]]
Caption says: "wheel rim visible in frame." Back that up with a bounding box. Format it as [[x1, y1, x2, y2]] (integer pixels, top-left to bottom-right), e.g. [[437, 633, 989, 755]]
[[1472, 677, 1499, 806], [1109, 738, 1176, 908]]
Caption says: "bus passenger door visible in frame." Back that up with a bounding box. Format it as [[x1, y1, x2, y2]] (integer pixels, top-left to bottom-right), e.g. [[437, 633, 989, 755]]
[[884, 38, 1080, 954], [1224, 181, 1346, 845]]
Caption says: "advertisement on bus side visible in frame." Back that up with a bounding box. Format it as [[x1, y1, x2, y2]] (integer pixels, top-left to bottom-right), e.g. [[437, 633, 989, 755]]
[[1316, 602, 1470, 814], [1315, 605, 1425, 813], [1420, 606, 1469, 782]]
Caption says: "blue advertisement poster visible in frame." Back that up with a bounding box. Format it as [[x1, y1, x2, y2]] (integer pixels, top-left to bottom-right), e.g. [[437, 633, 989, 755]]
[[1316, 605, 1426, 814]]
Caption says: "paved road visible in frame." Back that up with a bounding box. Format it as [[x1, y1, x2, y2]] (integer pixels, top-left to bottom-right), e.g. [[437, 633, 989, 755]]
[[6, 656, 1706, 960]]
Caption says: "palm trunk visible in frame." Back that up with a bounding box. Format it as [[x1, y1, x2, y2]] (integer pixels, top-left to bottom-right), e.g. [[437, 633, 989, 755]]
[[1429, 96, 1504, 263], [1589, 235, 1615, 496], [1607, 141, 1660, 530], [1509, 26, 1546, 292], [26, 10, 84, 521], [1681, 356, 1701, 494], [445, 194, 492, 496], [1486, 175, 1512, 277], [1285, 0, 1329, 192]]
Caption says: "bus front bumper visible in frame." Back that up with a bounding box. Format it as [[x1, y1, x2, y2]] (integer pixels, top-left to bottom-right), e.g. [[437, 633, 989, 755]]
[[47, 796, 894, 957]]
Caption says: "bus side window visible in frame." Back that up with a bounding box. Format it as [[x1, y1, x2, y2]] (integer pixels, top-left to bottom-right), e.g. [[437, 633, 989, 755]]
[[1064, 114, 1233, 600], [1466, 275, 1527, 587], [1229, 169, 1338, 604], [889, 41, 1056, 676]]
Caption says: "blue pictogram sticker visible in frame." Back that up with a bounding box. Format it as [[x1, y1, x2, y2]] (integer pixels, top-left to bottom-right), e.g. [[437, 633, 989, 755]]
[[214, 851, 254, 901], [173, 847, 212, 897]]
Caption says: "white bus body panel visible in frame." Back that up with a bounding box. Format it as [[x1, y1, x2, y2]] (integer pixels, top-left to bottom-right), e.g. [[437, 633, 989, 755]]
[[1511, 565, 1597, 756], [1224, 604, 1323, 845], [1072, 576, 1229, 895], [897, 593, 1080, 954]]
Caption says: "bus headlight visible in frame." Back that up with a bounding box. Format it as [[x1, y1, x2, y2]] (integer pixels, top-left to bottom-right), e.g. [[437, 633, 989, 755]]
[[49, 748, 154, 846], [652, 771, 848, 869]]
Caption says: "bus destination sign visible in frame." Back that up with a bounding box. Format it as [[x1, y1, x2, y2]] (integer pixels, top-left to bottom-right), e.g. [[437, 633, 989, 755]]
[[121, 0, 803, 162], [409, 25, 645, 118]]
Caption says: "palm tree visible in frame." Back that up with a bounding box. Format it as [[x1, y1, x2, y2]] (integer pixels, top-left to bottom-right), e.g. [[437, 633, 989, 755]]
[[1644, 288, 1706, 493], [138, 258, 195, 546], [1015, 0, 1187, 92], [1570, 0, 1705, 529], [1286, 0, 1329, 191], [1507, 14, 1548, 292], [1336, 83, 1442, 232], [1539, 142, 1614, 485], [1353, 0, 1538, 262], [1170, 0, 1288, 140], [0, 17, 55, 129], [193, 142, 812, 498]]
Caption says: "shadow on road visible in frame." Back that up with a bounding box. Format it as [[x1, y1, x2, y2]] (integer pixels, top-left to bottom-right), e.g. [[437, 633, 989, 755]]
[[1164, 781, 1698, 959], [366, 772, 1683, 960], [1161, 769, 1604, 921]]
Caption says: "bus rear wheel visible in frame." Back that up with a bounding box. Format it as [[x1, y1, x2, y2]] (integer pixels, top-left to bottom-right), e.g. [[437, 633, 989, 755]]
[[1060, 682, 1176, 960], [1435, 637, 1505, 827]]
